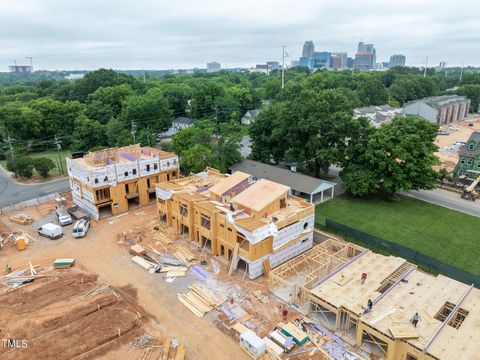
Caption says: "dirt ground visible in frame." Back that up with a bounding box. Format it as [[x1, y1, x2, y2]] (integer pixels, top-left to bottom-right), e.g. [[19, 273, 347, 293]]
[[0, 199, 258, 360], [0, 267, 151, 360], [435, 115, 480, 172]]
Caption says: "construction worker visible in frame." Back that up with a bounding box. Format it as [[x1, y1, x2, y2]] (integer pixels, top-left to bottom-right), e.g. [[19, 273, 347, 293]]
[[411, 312, 421, 327], [361, 272, 367, 285], [5, 264, 12, 273], [367, 299, 373, 312], [282, 307, 289, 321]]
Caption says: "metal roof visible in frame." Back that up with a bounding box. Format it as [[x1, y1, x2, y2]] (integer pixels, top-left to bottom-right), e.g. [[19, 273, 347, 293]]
[[229, 160, 336, 195]]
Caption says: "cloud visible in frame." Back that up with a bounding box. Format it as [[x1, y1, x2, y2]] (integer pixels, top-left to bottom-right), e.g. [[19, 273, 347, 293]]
[[0, 0, 478, 70]]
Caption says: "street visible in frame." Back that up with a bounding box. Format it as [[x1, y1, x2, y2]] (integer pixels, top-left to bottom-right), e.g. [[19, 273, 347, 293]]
[[0, 166, 70, 208], [403, 188, 480, 218]]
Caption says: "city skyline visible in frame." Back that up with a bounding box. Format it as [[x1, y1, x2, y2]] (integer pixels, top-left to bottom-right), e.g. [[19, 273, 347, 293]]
[[0, 0, 478, 70]]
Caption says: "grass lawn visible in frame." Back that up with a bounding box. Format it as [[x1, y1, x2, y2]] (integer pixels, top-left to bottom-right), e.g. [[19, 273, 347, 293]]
[[316, 195, 480, 275], [0, 150, 70, 178]]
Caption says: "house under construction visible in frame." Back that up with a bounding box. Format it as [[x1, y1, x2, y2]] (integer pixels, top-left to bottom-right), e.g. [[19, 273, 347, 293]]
[[67, 145, 179, 220], [269, 238, 480, 360], [155, 168, 315, 279]]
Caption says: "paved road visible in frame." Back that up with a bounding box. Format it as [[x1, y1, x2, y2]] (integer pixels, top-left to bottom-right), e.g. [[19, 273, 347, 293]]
[[403, 188, 480, 218], [0, 166, 70, 208]]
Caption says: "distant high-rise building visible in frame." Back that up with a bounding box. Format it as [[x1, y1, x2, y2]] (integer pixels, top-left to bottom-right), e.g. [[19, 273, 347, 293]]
[[299, 56, 311, 68], [331, 52, 348, 69], [382, 62, 390, 69], [8, 65, 32, 73], [207, 62, 221, 73], [311, 52, 331, 69], [346, 57, 354, 68], [354, 42, 376, 70], [266, 61, 280, 71], [389, 54, 406, 67], [302, 41, 315, 58]]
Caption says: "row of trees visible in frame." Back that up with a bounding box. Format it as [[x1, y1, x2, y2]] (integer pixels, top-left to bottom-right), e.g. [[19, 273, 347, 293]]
[[250, 86, 441, 197], [7, 156, 56, 178]]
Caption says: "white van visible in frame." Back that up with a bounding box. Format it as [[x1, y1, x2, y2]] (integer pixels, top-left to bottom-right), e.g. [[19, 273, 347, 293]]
[[38, 223, 63, 239], [72, 219, 90, 238]]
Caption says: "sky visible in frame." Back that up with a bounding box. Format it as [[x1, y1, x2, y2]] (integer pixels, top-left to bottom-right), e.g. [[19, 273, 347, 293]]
[[0, 0, 479, 71]]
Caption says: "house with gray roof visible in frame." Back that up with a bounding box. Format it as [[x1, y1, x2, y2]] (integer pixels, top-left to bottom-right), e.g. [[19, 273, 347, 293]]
[[157, 116, 195, 139], [353, 104, 403, 127], [229, 159, 336, 203], [455, 131, 480, 179], [241, 109, 263, 125], [403, 95, 470, 126]]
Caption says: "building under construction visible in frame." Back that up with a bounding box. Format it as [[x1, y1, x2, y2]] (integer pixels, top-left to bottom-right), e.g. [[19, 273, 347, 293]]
[[269, 239, 479, 360], [155, 168, 315, 279], [66, 145, 179, 220]]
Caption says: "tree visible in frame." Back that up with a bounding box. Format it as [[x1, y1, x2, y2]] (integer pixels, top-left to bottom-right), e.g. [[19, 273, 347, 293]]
[[341, 116, 439, 197], [14, 156, 34, 178], [181, 144, 216, 173], [70, 116, 106, 151], [33, 157, 55, 178], [121, 88, 172, 133], [457, 84, 480, 113], [86, 84, 133, 124], [356, 79, 389, 106]]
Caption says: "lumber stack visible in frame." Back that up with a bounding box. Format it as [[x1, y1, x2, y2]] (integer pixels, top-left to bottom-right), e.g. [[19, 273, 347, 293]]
[[9, 214, 34, 225], [174, 246, 196, 263], [160, 266, 188, 277], [177, 283, 225, 318], [153, 231, 173, 245]]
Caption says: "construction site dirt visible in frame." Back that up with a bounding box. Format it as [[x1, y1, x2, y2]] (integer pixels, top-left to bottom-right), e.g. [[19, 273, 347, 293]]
[[0, 196, 292, 360]]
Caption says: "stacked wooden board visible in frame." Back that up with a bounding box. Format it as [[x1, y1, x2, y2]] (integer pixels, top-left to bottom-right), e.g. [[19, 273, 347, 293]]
[[9, 214, 34, 225], [177, 283, 226, 318], [160, 266, 188, 277], [53, 258, 76, 269], [174, 246, 196, 263], [153, 231, 173, 245]]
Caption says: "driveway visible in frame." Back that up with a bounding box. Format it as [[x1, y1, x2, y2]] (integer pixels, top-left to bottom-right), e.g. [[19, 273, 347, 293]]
[[0, 166, 70, 208], [403, 188, 480, 218]]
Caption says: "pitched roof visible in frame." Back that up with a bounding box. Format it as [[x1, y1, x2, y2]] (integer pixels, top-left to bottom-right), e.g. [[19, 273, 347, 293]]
[[173, 116, 195, 125], [208, 171, 250, 196], [230, 160, 335, 194], [231, 178, 289, 212], [459, 131, 480, 158]]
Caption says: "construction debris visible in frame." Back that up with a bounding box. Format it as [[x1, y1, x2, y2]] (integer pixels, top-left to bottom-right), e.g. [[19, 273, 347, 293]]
[[153, 231, 173, 245], [252, 290, 270, 304], [133, 333, 155, 348], [8, 214, 34, 225], [53, 258, 76, 269]]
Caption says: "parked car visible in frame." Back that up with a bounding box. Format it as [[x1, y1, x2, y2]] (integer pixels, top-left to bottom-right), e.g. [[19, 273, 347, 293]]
[[72, 219, 90, 238], [38, 223, 63, 240], [449, 125, 460, 131], [468, 122, 474, 127], [437, 130, 450, 136], [453, 140, 466, 146], [56, 210, 72, 226]]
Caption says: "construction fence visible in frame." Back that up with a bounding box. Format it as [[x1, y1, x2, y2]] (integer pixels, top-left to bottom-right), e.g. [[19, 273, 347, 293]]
[[0, 193, 60, 215], [322, 218, 480, 288]]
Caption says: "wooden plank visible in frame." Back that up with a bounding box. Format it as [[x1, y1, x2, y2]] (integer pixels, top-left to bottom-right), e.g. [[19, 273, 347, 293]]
[[228, 243, 240, 276], [177, 294, 204, 317], [174, 343, 185, 360], [232, 322, 249, 334], [166, 271, 187, 277], [162, 339, 170, 360], [160, 266, 188, 273], [263, 259, 271, 278], [388, 325, 419, 339]]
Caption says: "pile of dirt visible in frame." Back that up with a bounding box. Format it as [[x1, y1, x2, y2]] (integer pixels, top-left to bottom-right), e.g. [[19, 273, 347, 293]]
[[0, 268, 147, 360]]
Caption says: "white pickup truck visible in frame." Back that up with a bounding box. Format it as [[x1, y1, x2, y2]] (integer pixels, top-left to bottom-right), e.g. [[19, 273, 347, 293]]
[[56, 209, 72, 226]]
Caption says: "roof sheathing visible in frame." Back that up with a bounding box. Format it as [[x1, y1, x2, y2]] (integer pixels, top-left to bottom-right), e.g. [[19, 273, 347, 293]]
[[231, 178, 289, 213]]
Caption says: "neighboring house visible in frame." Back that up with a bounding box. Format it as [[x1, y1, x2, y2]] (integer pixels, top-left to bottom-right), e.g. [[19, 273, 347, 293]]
[[403, 95, 470, 126], [157, 117, 195, 139], [353, 104, 403, 127], [66, 145, 179, 220], [155, 168, 315, 279], [229, 159, 336, 203], [241, 109, 263, 125], [455, 131, 480, 179]]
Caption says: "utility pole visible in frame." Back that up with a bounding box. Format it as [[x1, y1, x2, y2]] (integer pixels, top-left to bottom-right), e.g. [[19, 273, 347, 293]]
[[54, 135, 63, 175], [6, 136, 14, 159], [142, 68, 146, 83], [281, 45, 285, 90], [131, 121, 137, 142], [423, 56, 428, 78], [459, 62, 464, 84]]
